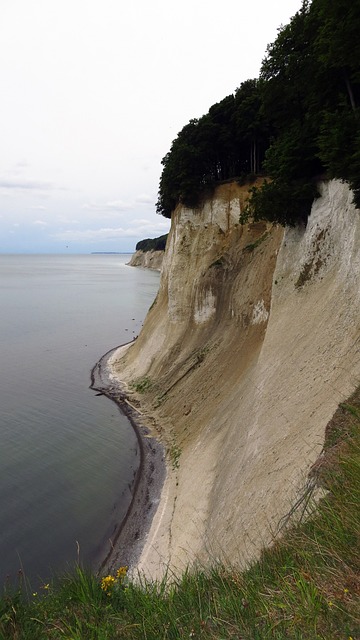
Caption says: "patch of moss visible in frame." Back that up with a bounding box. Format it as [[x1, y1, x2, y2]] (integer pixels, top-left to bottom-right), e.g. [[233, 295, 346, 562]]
[[244, 231, 269, 252], [130, 376, 153, 393]]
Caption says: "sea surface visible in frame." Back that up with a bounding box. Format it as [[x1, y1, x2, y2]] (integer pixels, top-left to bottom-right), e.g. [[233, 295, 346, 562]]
[[0, 254, 160, 588]]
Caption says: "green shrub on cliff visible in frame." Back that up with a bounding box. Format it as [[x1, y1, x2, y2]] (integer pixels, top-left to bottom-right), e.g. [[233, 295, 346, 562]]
[[241, 178, 320, 227]]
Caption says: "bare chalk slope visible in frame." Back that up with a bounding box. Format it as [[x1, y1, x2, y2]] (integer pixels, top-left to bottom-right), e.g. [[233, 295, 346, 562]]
[[111, 180, 360, 579]]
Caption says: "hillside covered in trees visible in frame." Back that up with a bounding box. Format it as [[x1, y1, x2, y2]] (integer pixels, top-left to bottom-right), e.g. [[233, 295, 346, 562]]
[[156, 0, 360, 226], [135, 234, 168, 252]]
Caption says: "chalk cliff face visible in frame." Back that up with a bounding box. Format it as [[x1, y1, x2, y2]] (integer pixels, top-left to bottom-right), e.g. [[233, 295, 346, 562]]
[[111, 180, 360, 578], [127, 250, 164, 271]]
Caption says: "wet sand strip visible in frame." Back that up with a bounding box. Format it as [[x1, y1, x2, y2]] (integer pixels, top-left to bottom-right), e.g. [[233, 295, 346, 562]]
[[90, 343, 166, 575]]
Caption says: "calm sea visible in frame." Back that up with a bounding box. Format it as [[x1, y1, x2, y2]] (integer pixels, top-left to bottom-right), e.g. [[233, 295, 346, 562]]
[[0, 254, 160, 588]]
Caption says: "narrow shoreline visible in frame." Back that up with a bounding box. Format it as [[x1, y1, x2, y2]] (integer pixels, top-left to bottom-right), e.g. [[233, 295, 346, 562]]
[[89, 342, 166, 575]]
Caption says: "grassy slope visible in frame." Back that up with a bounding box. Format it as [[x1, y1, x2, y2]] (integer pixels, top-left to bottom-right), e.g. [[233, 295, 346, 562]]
[[1, 393, 359, 640]]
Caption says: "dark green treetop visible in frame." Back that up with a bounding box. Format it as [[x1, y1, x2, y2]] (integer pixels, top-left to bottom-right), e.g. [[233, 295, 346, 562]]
[[136, 234, 168, 252], [156, 0, 360, 225]]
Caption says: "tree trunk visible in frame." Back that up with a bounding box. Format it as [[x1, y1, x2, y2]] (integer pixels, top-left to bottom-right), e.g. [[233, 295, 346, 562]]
[[344, 73, 356, 111], [250, 139, 258, 174]]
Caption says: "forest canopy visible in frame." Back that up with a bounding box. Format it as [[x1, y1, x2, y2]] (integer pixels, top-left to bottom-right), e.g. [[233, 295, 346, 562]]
[[156, 0, 360, 226], [135, 234, 168, 252]]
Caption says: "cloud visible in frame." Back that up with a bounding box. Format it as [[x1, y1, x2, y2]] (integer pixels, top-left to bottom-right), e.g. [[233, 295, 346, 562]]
[[135, 194, 155, 205], [106, 200, 134, 210], [56, 216, 80, 225], [82, 200, 133, 212], [30, 205, 47, 210], [33, 219, 47, 226], [81, 195, 156, 213], [1, 161, 29, 177], [133, 218, 158, 225], [0, 161, 30, 180], [0, 179, 53, 191], [15, 160, 29, 169], [52, 220, 170, 243]]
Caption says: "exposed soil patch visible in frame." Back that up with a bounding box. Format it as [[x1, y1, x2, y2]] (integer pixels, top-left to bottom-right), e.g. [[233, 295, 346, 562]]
[[295, 228, 326, 288]]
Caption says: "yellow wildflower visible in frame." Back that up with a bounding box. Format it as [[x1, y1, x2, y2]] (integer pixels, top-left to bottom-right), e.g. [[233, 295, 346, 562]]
[[101, 575, 116, 593], [116, 566, 128, 580], [42, 583, 50, 590]]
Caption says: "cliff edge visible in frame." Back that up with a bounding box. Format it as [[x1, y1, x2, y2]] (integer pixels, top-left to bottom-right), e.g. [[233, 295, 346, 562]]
[[110, 180, 360, 579]]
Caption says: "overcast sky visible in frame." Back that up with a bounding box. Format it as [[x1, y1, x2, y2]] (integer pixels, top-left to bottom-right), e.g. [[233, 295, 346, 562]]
[[0, 0, 301, 254]]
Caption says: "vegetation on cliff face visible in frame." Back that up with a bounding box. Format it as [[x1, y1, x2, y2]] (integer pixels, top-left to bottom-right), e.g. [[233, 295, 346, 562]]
[[135, 234, 168, 252], [156, 0, 360, 225], [1, 394, 359, 639]]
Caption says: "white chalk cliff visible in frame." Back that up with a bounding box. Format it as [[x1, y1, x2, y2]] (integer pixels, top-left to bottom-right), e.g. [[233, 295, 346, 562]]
[[127, 249, 164, 271], [110, 179, 360, 579]]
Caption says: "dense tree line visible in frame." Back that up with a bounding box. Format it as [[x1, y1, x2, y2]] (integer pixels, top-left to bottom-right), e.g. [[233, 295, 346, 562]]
[[156, 0, 360, 225], [136, 234, 168, 252]]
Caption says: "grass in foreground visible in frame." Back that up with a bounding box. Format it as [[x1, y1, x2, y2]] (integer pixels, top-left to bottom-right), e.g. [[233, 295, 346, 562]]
[[1, 398, 359, 639]]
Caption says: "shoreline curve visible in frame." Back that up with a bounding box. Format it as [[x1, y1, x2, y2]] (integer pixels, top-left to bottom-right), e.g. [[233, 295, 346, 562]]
[[89, 342, 166, 575]]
